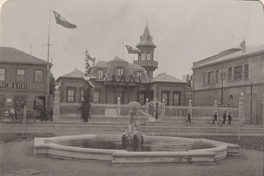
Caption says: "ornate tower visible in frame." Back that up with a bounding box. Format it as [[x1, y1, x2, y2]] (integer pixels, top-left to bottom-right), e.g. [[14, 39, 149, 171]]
[[134, 25, 158, 80]]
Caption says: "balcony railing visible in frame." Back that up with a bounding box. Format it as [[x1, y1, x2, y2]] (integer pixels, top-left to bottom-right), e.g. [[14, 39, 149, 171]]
[[133, 60, 158, 69]]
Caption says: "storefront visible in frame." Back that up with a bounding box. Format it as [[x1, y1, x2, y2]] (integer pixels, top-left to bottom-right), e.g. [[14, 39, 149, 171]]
[[0, 47, 52, 113]]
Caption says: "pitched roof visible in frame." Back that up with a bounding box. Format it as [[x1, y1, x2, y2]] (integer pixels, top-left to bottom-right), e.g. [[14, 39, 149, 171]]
[[150, 73, 186, 83], [136, 25, 156, 48], [60, 68, 85, 78], [93, 61, 108, 68], [0, 47, 50, 65], [193, 45, 264, 69]]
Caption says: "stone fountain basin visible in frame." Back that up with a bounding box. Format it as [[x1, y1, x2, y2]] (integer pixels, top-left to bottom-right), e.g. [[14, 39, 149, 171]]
[[33, 134, 240, 165]]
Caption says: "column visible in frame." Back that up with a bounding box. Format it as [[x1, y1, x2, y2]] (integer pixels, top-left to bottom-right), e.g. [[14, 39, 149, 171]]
[[262, 94, 264, 126], [53, 86, 60, 121]]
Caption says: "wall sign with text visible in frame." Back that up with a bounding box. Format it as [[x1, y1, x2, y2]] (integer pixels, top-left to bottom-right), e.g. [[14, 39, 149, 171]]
[[0, 82, 28, 90]]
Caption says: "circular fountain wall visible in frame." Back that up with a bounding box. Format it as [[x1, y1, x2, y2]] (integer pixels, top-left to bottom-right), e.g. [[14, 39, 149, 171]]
[[34, 134, 240, 165]]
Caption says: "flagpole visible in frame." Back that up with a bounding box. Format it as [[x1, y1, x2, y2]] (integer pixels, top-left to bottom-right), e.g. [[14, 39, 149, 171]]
[[122, 42, 124, 60], [46, 7, 51, 112]]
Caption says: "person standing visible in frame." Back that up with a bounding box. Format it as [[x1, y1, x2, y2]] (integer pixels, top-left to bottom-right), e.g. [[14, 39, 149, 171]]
[[222, 111, 227, 124], [40, 108, 45, 122], [227, 112, 232, 125], [49, 107, 53, 122], [185, 111, 191, 124], [212, 112, 218, 124], [44, 108, 48, 122]]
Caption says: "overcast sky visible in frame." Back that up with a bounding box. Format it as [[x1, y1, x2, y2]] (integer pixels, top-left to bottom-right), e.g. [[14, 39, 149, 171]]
[[1, 0, 264, 79]]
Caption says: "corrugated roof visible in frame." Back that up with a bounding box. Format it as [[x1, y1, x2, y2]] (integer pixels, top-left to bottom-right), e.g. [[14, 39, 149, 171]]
[[0, 47, 50, 65], [150, 73, 186, 83], [193, 45, 264, 69]]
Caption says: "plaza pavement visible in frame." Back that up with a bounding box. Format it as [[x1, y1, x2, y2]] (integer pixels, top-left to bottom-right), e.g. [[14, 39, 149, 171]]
[[1, 140, 263, 176]]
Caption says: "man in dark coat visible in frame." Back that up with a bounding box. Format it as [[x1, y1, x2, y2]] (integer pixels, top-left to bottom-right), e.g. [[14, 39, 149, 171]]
[[49, 107, 53, 122], [185, 111, 191, 124], [222, 111, 227, 124], [227, 113, 232, 125], [212, 112, 218, 124]]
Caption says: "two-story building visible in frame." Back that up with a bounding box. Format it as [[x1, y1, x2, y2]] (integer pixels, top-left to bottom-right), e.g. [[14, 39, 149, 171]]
[[56, 25, 187, 106], [192, 40, 264, 124], [0, 47, 52, 112]]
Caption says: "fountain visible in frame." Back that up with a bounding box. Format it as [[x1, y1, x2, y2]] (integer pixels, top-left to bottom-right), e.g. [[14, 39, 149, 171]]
[[121, 104, 144, 151], [33, 101, 241, 165]]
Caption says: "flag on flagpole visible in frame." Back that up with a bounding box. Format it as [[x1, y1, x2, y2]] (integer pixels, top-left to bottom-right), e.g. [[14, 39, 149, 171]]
[[53, 11, 77, 29], [125, 45, 141, 55]]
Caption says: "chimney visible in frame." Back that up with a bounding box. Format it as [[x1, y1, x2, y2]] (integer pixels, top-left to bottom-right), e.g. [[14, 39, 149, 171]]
[[240, 40, 246, 52]]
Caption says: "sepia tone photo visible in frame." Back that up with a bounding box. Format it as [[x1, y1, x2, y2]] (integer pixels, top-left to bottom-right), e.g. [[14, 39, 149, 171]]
[[0, 0, 264, 175]]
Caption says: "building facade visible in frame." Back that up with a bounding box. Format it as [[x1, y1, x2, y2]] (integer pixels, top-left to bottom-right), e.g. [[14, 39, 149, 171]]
[[192, 41, 264, 124], [0, 47, 52, 112], [57, 25, 187, 106]]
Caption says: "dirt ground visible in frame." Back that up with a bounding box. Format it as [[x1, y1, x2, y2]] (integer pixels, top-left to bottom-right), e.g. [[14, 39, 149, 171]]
[[1, 140, 263, 176]]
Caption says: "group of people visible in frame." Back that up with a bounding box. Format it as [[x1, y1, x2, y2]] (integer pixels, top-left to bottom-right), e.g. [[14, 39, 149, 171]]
[[40, 107, 53, 122], [185, 111, 232, 125], [212, 111, 232, 125]]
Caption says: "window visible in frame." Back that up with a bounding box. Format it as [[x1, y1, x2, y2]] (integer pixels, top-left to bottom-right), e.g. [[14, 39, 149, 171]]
[[34, 70, 43, 82], [117, 68, 123, 76], [208, 71, 214, 84], [173, 92, 181, 106], [16, 69, 25, 82], [137, 72, 142, 77], [228, 67, 232, 81], [93, 91, 100, 103], [139, 93, 145, 105], [203, 73, 206, 84], [67, 88, 75, 102], [244, 64, 249, 79], [215, 70, 219, 83], [98, 70, 104, 79], [0, 69, 5, 81], [234, 66, 242, 80], [80, 89, 85, 102], [161, 91, 169, 105], [147, 54, 151, 60], [141, 54, 145, 60]]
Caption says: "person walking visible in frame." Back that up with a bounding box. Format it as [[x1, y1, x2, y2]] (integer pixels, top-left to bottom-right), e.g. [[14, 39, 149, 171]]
[[9, 108, 16, 123], [227, 112, 232, 125], [44, 108, 48, 122], [222, 111, 227, 124], [49, 107, 53, 122], [185, 111, 191, 124], [212, 112, 218, 124], [40, 108, 45, 122]]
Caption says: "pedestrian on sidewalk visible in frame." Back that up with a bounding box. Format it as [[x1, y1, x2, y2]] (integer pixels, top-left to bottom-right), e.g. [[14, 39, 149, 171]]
[[40, 108, 45, 122], [49, 107, 53, 122], [222, 111, 227, 124], [185, 111, 191, 124], [227, 112, 232, 125], [212, 112, 218, 124]]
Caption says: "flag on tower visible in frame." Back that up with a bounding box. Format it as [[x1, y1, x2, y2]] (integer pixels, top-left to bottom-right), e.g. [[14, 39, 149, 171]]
[[125, 45, 141, 55], [53, 11, 77, 29]]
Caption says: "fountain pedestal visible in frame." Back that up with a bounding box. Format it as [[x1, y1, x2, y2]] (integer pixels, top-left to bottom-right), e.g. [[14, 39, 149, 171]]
[[121, 109, 144, 151]]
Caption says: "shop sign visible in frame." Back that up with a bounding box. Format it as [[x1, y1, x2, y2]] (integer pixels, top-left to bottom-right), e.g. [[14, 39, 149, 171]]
[[0, 82, 28, 90]]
